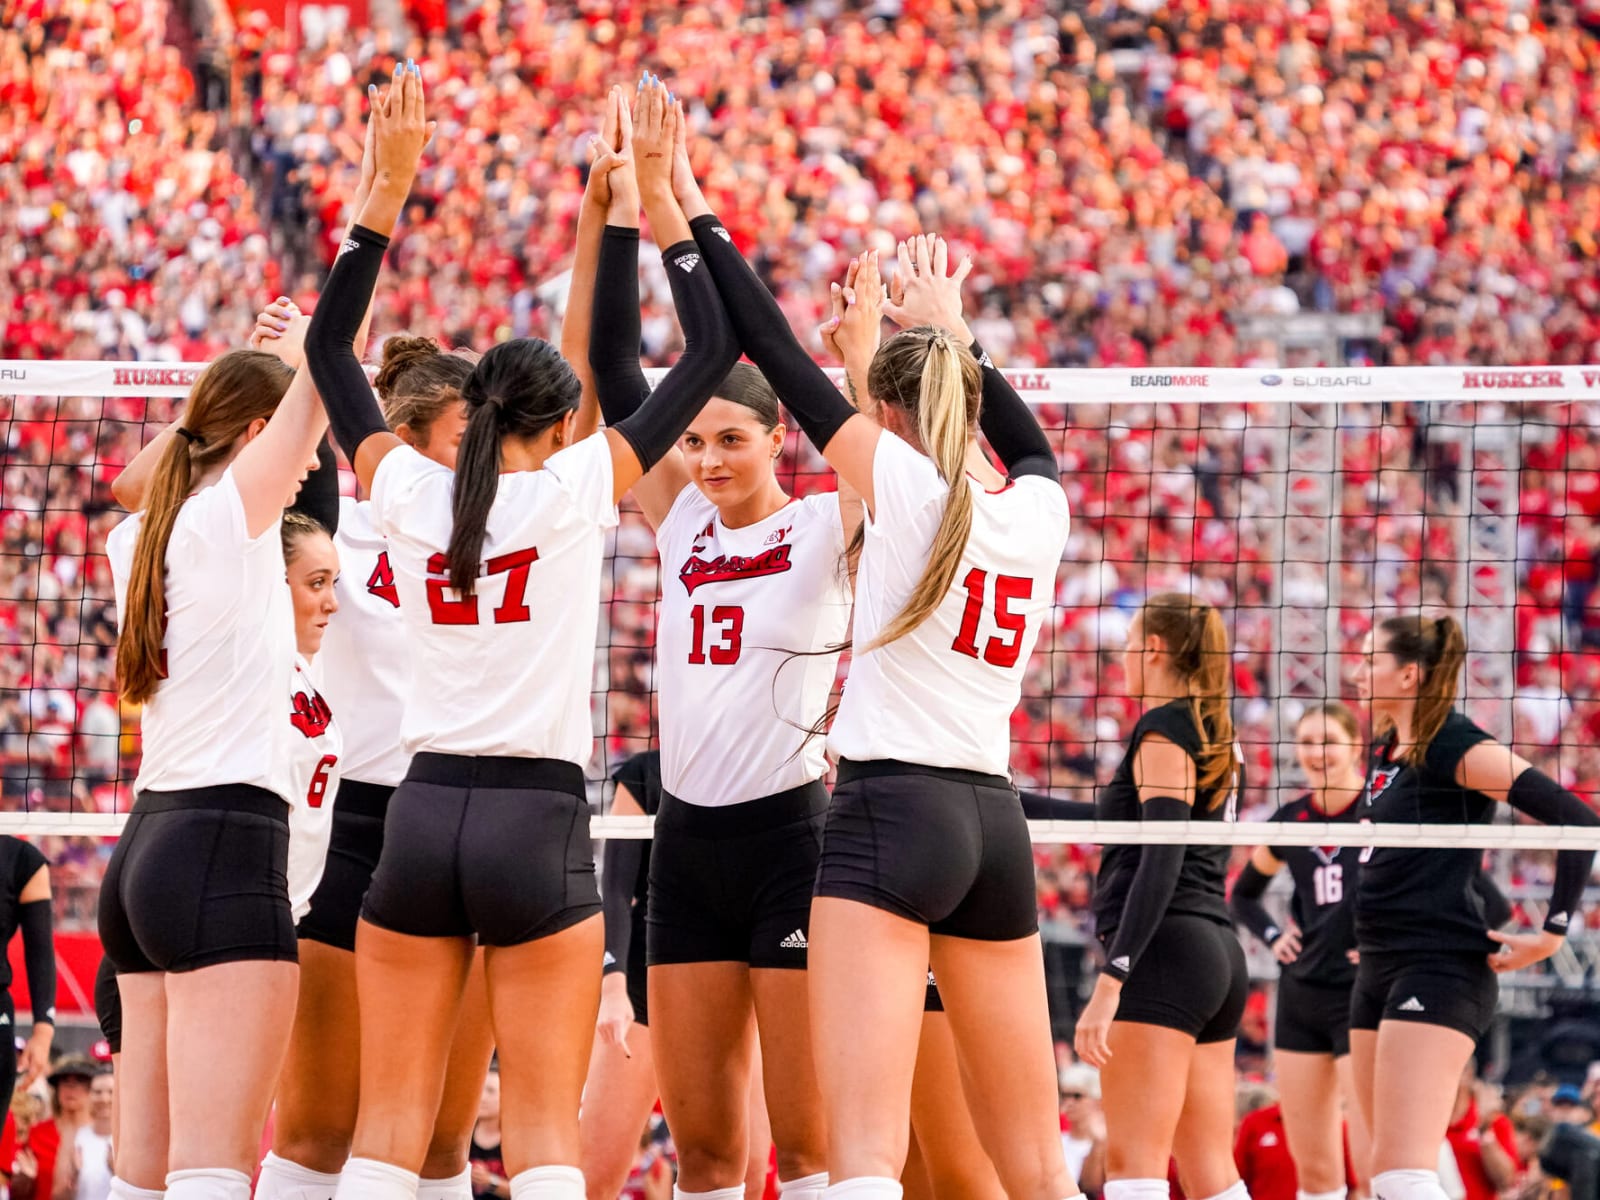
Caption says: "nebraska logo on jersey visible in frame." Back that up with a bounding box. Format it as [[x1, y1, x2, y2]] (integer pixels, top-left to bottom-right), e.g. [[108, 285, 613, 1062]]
[[290, 690, 333, 738], [679, 544, 794, 595], [1362, 764, 1402, 808], [764, 525, 791, 547]]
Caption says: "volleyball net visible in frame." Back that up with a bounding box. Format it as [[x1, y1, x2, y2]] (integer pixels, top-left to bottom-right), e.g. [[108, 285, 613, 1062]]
[[8, 360, 1600, 988]]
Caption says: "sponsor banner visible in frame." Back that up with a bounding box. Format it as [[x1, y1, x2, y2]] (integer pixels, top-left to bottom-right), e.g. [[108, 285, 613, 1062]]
[[8, 360, 1600, 404]]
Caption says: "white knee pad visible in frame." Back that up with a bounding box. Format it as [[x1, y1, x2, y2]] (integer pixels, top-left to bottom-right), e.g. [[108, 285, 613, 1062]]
[[416, 1165, 473, 1200], [674, 1188, 745, 1200], [1299, 1189, 1349, 1200], [779, 1172, 830, 1200], [509, 1165, 586, 1200], [165, 1168, 253, 1200], [110, 1181, 167, 1200], [257, 1152, 344, 1200], [1196, 1183, 1251, 1200], [334, 1158, 420, 1200], [821, 1179, 902, 1200], [1373, 1170, 1451, 1200], [1104, 1179, 1172, 1200]]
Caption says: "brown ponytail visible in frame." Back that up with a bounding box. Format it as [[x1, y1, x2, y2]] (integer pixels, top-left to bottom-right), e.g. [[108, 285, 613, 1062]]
[[117, 351, 295, 704], [863, 327, 981, 651], [373, 333, 478, 441], [1376, 614, 1466, 766], [1140, 591, 1238, 805]]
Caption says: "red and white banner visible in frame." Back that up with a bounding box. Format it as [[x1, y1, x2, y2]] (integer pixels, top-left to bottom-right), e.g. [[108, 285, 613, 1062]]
[[10, 360, 1600, 404]]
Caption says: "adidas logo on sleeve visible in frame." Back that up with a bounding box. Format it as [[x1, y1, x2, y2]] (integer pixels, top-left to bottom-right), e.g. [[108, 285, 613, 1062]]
[[674, 252, 702, 273], [1549, 911, 1570, 929], [1109, 955, 1131, 972]]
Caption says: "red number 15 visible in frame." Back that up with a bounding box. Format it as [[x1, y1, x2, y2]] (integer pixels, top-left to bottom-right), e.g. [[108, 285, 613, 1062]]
[[951, 569, 1032, 667]]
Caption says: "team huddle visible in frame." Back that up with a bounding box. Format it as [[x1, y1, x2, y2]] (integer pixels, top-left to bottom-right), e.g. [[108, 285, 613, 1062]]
[[92, 65, 1600, 1200]]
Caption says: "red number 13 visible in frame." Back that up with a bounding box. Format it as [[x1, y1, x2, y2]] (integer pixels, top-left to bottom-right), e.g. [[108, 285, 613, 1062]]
[[689, 605, 744, 664], [950, 569, 1032, 667]]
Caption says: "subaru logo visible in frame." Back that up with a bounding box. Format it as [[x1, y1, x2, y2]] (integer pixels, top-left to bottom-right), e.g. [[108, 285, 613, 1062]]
[[1260, 374, 1283, 386]]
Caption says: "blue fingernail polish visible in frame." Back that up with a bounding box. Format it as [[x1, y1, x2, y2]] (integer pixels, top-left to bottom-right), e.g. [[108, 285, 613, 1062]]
[[668, 91, 675, 103]]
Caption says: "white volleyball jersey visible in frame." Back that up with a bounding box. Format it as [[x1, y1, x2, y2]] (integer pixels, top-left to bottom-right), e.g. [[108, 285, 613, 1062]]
[[370, 435, 618, 765], [285, 655, 342, 921], [828, 434, 1069, 777], [656, 487, 851, 804], [107, 468, 296, 801], [318, 497, 410, 787]]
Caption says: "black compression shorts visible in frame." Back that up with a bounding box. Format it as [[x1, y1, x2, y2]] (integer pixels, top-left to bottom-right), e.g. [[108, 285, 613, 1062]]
[[94, 956, 121, 1055], [814, 760, 1037, 942], [361, 754, 600, 946], [1110, 914, 1248, 1043], [1274, 972, 1353, 1057], [647, 780, 827, 969], [297, 780, 391, 952], [98, 785, 296, 974], [626, 907, 649, 1027], [1348, 950, 1498, 1043]]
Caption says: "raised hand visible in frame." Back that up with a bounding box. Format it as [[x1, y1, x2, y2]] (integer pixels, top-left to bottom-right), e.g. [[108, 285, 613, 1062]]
[[357, 61, 434, 234], [586, 84, 637, 219], [827, 251, 885, 374], [884, 233, 974, 345], [249, 296, 310, 368], [670, 97, 710, 218], [631, 73, 677, 198]]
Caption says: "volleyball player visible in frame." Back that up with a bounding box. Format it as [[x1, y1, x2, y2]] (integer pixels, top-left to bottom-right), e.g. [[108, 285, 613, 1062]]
[[305, 66, 741, 1200], [670, 118, 1076, 1195], [584, 79, 848, 1200], [0, 836, 56, 1097], [1230, 703, 1368, 1200], [1074, 594, 1249, 1200], [1350, 615, 1600, 1200]]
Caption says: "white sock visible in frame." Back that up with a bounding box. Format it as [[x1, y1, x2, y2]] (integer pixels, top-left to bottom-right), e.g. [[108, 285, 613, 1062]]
[[1197, 1184, 1251, 1200], [1104, 1180, 1171, 1200], [257, 1152, 344, 1200], [416, 1166, 473, 1200], [510, 1166, 586, 1200], [675, 1188, 745, 1200], [166, 1168, 253, 1200], [821, 1180, 902, 1200], [1299, 1189, 1349, 1200], [110, 1181, 167, 1200], [1373, 1171, 1450, 1200], [779, 1174, 830, 1200], [334, 1158, 420, 1200]]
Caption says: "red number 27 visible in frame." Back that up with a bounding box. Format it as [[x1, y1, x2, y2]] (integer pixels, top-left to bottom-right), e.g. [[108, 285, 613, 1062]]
[[424, 547, 540, 626], [950, 569, 1032, 667]]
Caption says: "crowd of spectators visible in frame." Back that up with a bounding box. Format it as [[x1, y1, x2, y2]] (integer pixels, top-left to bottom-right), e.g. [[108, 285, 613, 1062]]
[[5, 0, 1600, 946]]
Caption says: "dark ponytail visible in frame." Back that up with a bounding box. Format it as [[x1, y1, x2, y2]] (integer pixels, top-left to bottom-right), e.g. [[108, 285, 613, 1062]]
[[1377, 614, 1467, 766], [1140, 591, 1237, 805], [445, 338, 581, 595]]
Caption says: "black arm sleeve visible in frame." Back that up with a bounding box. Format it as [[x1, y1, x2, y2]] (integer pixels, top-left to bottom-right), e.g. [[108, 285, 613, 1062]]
[[601, 837, 642, 977], [304, 225, 392, 462], [589, 226, 651, 427], [1019, 791, 1098, 821], [1229, 861, 1283, 948], [287, 435, 340, 535], [610, 240, 741, 472], [969, 340, 1058, 482], [689, 214, 856, 451], [1102, 795, 1191, 981], [1506, 769, 1600, 934], [18, 900, 54, 1025]]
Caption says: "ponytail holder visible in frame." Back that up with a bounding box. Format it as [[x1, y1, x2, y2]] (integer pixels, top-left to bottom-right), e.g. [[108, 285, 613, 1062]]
[[175, 427, 204, 447]]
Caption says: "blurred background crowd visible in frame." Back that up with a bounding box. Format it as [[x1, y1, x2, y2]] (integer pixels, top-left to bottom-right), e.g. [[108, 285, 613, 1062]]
[[3, 0, 1600, 1125]]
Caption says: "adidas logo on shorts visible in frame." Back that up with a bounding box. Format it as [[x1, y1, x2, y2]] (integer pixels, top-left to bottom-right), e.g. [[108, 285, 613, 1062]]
[[1398, 996, 1426, 1013], [780, 928, 808, 950], [1110, 955, 1130, 972], [603, 950, 616, 967], [675, 253, 702, 273]]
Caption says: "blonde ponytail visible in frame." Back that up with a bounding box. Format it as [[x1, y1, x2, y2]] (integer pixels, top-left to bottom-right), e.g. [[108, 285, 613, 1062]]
[[864, 329, 981, 651]]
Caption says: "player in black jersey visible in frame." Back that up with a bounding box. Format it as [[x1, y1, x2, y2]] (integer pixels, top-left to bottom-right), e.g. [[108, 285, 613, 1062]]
[[0, 837, 56, 1098], [1231, 702, 1368, 1200], [1076, 594, 1250, 1200], [1350, 615, 1599, 1200]]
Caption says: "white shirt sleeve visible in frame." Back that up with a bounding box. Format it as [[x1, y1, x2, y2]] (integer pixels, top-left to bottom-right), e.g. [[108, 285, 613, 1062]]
[[868, 431, 944, 532], [541, 432, 620, 530], [369, 444, 450, 538]]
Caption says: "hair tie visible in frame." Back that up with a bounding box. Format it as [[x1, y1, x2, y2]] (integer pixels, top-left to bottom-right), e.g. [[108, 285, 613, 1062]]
[[175, 427, 204, 447]]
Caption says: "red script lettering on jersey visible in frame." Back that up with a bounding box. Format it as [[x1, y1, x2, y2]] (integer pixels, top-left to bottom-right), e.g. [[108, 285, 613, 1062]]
[[679, 544, 794, 595], [290, 690, 333, 738]]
